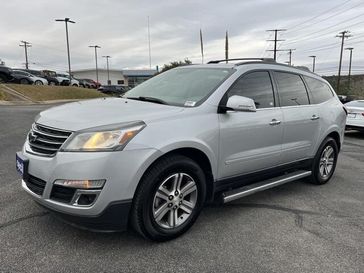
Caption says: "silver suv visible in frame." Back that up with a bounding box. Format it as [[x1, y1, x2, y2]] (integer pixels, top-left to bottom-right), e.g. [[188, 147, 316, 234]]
[[16, 58, 346, 241]]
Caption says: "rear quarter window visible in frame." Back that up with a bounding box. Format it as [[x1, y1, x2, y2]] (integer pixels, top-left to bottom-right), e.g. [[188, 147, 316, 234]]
[[303, 76, 334, 104]]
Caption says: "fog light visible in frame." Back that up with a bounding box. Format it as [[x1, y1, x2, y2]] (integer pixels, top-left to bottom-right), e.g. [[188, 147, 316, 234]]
[[77, 194, 97, 205], [54, 179, 105, 189]]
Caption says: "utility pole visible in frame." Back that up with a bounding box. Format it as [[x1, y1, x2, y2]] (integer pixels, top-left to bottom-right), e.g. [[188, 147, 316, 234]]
[[309, 55, 316, 72], [55, 18, 75, 80], [19, 40, 32, 69], [147, 16, 152, 69], [200, 29, 204, 64], [345, 47, 354, 90], [225, 30, 229, 63], [336, 31, 351, 93], [266, 29, 286, 61], [102, 55, 111, 85], [89, 45, 101, 84], [287, 49, 296, 66]]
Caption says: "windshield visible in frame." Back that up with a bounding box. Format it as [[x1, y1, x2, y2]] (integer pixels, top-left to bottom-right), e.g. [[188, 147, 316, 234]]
[[125, 67, 234, 106]]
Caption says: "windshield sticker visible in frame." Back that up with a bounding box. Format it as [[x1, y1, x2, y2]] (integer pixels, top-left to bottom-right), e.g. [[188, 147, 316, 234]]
[[184, 101, 196, 107]]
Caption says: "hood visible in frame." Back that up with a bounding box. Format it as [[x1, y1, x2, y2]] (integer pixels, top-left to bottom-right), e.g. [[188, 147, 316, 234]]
[[36, 98, 184, 131]]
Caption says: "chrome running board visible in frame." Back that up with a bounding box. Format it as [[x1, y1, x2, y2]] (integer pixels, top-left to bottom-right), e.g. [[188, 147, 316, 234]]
[[222, 170, 312, 203]]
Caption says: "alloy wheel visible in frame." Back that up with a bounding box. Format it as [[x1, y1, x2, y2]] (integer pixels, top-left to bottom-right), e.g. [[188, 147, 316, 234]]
[[152, 173, 198, 229], [319, 146, 335, 179]]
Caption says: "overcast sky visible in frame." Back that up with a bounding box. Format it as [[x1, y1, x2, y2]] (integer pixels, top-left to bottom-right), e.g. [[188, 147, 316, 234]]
[[1, 0, 363, 75]]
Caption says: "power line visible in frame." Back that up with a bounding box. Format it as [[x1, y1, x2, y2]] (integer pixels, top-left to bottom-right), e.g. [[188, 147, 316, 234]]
[[19, 40, 32, 69], [284, 14, 364, 45], [287, 0, 361, 34], [285, 0, 354, 31]]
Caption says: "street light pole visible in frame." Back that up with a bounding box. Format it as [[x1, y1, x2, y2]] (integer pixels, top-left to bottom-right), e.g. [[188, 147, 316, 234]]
[[309, 55, 316, 72], [345, 47, 354, 90], [102, 55, 111, 85], [55, 18, 75, 80], [89, 45, 101, 84]]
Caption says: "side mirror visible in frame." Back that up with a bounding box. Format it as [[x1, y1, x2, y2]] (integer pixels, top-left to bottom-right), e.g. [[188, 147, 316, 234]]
[[225, 95, 257, 112]]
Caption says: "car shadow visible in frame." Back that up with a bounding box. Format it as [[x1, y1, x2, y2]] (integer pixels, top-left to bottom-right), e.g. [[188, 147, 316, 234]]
[[345, 130, 364, 140], [42, 178, 316, 246]]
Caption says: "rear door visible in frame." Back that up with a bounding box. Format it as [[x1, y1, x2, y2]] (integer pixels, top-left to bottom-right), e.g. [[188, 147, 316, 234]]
[[218, 71, 284, 179], [273, 71, 320, 163]]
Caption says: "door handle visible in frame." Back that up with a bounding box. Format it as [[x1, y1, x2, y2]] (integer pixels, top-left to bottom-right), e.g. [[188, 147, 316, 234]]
[[269, 119, 281, 126], [311, 115, 320, 120]]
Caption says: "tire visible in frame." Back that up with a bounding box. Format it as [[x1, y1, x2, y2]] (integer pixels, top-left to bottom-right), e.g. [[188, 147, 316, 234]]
[[35, 80, 43, 85], [131, 155, 206, 241], [308, 137, 338, 185], [20, 78, 29, 84], [0, 74, 7, 83], [72, 84, 78, 87]]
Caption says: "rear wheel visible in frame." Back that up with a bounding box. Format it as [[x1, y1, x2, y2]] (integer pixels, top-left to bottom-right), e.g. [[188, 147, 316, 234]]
[[131, 155, 206, 241], [309, 137, 338, 185]]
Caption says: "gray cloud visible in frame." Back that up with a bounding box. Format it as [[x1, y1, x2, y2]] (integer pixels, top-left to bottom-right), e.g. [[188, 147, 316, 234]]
[[0, 0, 363, 75]]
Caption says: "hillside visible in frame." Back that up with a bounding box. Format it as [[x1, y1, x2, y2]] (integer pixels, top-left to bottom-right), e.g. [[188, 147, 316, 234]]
[[0, 84, 107, 102], [323, 74, 364, 98]]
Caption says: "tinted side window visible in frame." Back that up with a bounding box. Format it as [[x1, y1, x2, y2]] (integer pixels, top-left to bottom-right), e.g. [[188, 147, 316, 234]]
[[304, 76, 333, 104], [275, 72, 309, 106], [228, 71, 275, 108]]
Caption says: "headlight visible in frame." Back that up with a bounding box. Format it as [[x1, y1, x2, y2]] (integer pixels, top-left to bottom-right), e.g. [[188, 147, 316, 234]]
[[61, 121, 145, 152]]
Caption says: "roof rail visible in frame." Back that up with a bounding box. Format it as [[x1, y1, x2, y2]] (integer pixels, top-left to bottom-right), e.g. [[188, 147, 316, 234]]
[[207, 58, 276, 64]]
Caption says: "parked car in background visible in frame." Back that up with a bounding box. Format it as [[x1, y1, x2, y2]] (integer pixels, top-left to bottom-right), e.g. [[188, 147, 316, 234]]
[[19, 69, 59, 86], [41, 70, 69, 86], [338, 95, 348, 104], [98, 85, 129, 95], [83, 79, 97, 89], [345, 100, 364, 132], [11, 70, 36, 84], [16, 58, 346, 241], [56, 73, 77, 86], [0, 65, 13, 83], [12, 70, 48, 85], [76, 78, 96, 88]]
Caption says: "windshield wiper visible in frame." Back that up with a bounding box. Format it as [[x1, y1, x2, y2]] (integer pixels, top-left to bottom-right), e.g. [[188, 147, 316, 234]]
[[127, 96, 168, 105]]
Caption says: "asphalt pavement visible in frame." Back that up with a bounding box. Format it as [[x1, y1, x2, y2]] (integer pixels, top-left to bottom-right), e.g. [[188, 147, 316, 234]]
[[0, 104, 363, 273]]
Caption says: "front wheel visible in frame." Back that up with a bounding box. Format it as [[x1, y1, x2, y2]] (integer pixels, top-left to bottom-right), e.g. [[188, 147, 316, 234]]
[[35, 80, 43, 85], [309, 137, 338, 185], [131, 155, 206, 241]]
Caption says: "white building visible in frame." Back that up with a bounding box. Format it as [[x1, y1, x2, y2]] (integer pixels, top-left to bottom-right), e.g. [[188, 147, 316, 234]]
[[72, 68, 157, 87]]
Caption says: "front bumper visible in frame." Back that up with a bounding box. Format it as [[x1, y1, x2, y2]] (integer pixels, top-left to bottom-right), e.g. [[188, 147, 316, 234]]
[[19, 147, 162, 230]]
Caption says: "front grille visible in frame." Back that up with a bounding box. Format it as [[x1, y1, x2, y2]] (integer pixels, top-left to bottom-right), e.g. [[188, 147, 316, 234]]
[[27, 123, 72, 157], [25, 175, 46, 196], [50, 185, 76, 203]]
